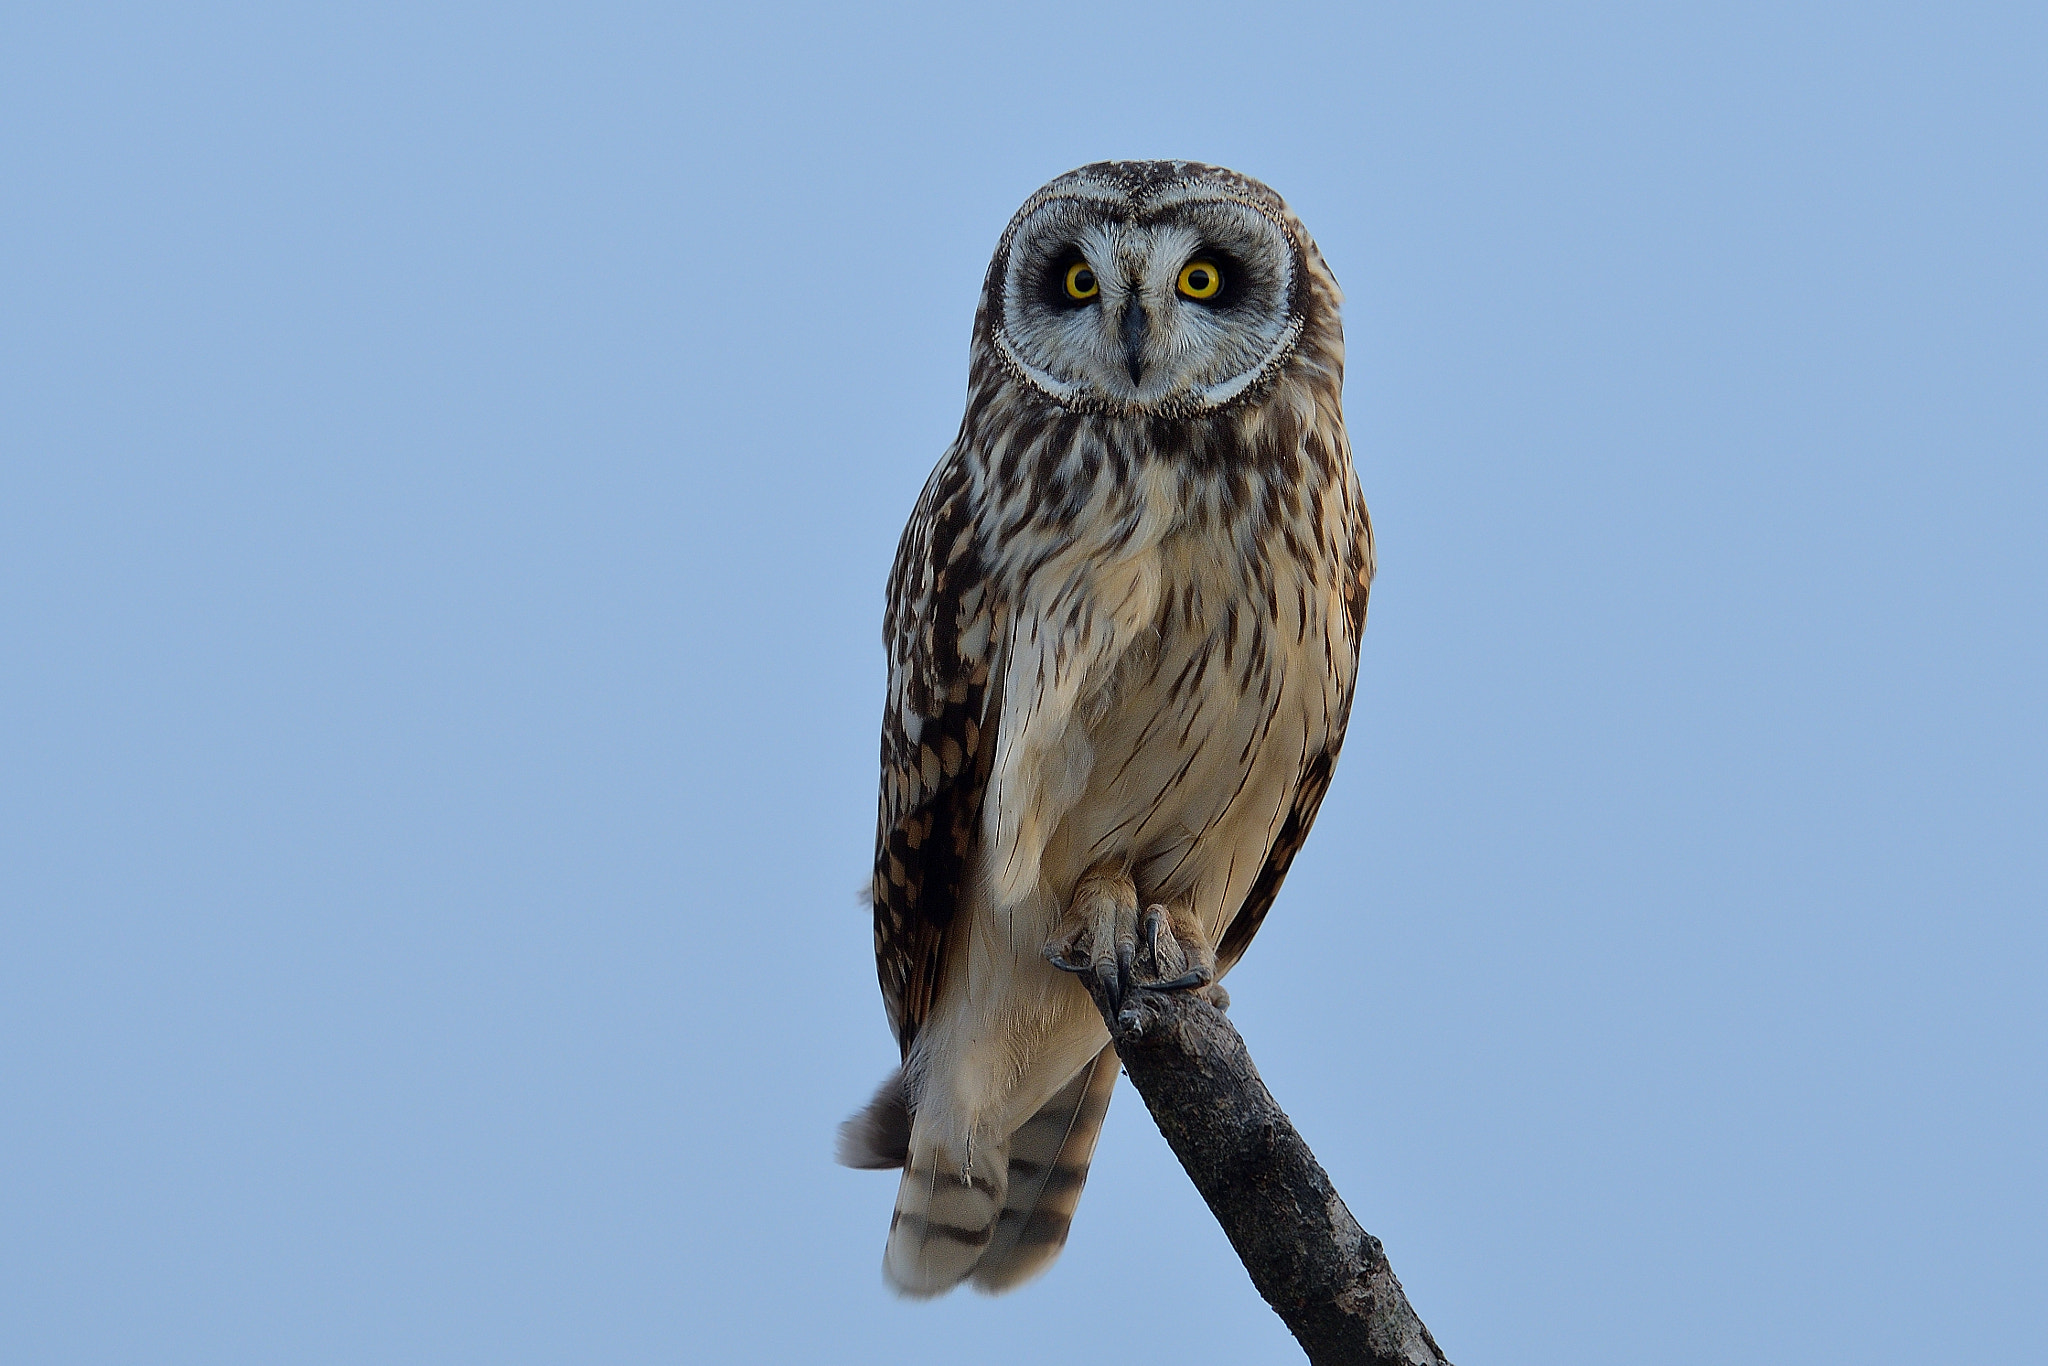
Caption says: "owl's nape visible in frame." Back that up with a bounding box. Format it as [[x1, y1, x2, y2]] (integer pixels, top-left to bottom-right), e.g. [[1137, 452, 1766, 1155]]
[[846, 160, 1369, 1299]]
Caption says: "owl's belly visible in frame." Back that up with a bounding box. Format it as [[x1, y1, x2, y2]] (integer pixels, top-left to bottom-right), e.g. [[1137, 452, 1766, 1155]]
[[925, 533, 1342, 1143], [1046, 611, 1324, 951], [923, 615, 1320, 1144]]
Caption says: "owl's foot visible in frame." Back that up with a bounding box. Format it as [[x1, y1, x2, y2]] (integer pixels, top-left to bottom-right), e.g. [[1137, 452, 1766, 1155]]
[[1044, 865, 1141, 1012], [1134, 902, 1217, 999], [1044, 870, 1215, 1014]]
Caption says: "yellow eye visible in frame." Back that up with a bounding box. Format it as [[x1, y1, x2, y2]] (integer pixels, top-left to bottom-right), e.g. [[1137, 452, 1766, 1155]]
[[1177, 260, 1222, 299], [1064, 262, 1098, 300]]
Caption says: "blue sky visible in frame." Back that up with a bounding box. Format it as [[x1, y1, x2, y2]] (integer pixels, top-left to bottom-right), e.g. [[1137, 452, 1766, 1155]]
[[3, 3, 2043, 1362]]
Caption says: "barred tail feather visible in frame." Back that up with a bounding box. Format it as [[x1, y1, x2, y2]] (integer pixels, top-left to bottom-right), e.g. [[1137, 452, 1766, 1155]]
[[884, 1131, 1009, 1298], [971, 1043, 1118, 1294]]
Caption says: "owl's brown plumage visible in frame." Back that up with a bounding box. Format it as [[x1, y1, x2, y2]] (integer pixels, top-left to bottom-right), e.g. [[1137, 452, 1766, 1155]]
[[842, 161, 1372, 1298]]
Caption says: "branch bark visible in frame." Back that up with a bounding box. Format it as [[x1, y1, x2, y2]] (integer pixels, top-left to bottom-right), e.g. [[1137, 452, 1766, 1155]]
[[1086, 983, 1451, 1366]]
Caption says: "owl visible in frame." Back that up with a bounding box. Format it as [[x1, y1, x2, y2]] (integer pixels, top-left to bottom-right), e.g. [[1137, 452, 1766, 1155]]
[[838, 161, 1373, 1298]]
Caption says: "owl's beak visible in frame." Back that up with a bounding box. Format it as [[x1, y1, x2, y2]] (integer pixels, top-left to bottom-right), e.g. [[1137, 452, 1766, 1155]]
[[1119, 298, 1149, 386]]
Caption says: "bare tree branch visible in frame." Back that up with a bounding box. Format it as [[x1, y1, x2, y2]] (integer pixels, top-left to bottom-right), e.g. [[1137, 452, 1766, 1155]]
[[1084, 982, 1452, 1366]]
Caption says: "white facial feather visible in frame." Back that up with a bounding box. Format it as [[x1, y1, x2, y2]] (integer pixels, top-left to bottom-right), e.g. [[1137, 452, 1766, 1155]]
[[994, 192, 1300, 412]]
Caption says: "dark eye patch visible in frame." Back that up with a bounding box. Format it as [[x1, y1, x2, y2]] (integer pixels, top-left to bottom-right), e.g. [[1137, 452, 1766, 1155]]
[[1042, 247, 1094, 310], [1182, 246, 1249, 308]]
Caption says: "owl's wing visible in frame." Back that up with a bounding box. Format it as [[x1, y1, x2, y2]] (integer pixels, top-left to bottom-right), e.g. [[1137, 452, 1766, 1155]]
[[1216, 499, 1374, 974], [872, 451, 1005, 1058]]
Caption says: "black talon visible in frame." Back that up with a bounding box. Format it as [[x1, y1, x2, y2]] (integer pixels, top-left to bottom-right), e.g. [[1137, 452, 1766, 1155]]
[[1094, 957, 1122, 1013], [1045, 947, 1090, 974], [1136, 967, 1213, 994]]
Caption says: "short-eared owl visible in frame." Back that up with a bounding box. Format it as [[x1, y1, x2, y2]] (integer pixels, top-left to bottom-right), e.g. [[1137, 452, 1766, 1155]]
[[838, 161, 1372, 1297]]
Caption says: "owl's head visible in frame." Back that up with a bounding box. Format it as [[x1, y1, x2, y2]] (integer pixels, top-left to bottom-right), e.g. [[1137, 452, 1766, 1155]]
[[978, 161, 1338, 418]]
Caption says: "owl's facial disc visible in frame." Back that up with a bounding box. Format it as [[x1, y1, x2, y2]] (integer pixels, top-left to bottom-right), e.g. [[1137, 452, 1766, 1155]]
[[994, 190, 1301, 413]]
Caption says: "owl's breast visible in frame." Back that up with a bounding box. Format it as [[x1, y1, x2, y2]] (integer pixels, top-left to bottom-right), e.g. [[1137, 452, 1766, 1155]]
[[1075, 524, 1342, 930], [982, 474, 1350, 944]]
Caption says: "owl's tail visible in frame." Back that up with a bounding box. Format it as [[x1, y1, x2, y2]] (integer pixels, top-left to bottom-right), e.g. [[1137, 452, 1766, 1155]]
[[971, 1043, 1118, 1294], [867, 1045, 1119, 1298], [882, 1128, 1009, 1297]]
